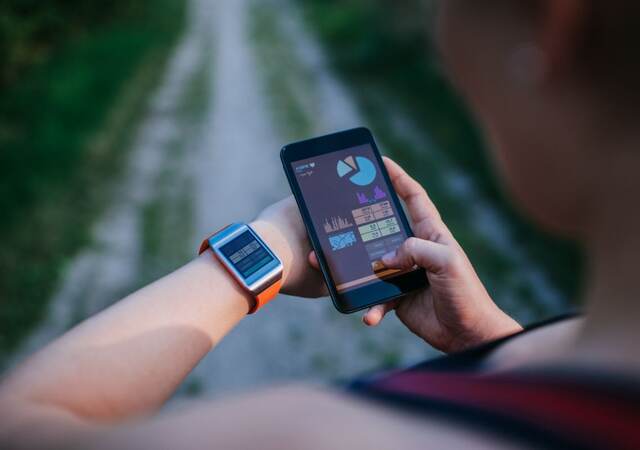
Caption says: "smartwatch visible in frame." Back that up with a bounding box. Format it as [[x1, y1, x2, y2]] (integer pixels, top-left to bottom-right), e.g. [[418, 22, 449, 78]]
[[199, 223, 283, 314]]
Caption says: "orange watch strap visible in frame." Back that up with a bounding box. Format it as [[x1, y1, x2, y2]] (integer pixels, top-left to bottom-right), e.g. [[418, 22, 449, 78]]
[[250, 278, 282, 314], [199, 227, 224, 255], [199, 236, 214, 255]]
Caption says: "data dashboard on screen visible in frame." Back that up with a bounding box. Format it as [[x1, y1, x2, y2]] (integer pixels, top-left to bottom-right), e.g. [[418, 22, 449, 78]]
[[292, 144, 410, 292]]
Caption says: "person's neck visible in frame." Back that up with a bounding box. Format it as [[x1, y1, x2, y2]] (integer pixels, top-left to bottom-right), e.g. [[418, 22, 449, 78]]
[[571, 145, 640, 373]]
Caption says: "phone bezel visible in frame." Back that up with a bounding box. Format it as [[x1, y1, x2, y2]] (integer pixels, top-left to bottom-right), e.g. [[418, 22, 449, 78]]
[[280, 127, 427, 313]]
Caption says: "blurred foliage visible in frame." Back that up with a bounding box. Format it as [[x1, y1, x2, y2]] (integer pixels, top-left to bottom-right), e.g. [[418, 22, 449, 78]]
[[0, 1, 165, 88], [297, 0, 582, 306], [0, 0, 185, 359], [299, 0, 491, 188]]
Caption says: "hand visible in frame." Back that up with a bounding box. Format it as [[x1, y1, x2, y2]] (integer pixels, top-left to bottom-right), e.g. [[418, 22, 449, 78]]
[[310, 157, 522, 353], [253, 197, 328, 298]]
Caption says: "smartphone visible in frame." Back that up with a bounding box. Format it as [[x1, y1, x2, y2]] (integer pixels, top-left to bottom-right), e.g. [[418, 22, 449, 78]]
[[281, 127, 427, 313]]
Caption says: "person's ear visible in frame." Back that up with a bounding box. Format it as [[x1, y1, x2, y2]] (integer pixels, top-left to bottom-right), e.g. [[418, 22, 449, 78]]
[[539, 0, 589, 78], [507, 0, 588, 88]]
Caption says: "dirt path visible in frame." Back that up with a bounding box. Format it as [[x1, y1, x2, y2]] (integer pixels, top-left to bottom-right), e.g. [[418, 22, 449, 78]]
[[11, 0, 436, 398], [10, 0, 570, 402], [184, 0, 434, 397]]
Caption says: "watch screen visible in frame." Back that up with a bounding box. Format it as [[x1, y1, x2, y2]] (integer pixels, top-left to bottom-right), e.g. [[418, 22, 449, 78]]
[[219, 231, 274, 279], [292, 144, 414, 293]]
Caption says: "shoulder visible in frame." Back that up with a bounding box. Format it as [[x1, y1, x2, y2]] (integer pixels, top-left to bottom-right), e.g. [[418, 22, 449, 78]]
[[481, 316, 584, 372]]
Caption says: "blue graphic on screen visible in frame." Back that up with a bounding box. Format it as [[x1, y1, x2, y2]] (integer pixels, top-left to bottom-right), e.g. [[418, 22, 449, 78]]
[[329, 231, 357, 251], [337, 156, 377, 186]]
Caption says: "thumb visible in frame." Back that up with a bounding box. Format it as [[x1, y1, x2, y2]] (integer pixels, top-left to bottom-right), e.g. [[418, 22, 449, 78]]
[[362, 301, 398, 327], [381, 237, 452, 274]]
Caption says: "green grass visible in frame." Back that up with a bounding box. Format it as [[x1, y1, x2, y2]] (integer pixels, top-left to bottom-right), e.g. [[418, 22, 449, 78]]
[[0, 0, 186, 359], [138, 35, 213, 287], [249, 2, 315, 140]]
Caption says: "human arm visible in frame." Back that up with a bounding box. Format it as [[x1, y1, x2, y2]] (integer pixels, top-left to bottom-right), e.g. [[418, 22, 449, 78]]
[[0, 209, 323, 442], [0, 196, 506, 450]]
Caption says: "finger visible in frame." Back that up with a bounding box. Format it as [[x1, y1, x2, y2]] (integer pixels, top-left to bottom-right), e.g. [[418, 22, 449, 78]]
[[308, 251, 321, 270], [383, 156, 442, 226], [381, 237, 453, 274], [363, 305, 385, 327], [362, 301, 397, 327]]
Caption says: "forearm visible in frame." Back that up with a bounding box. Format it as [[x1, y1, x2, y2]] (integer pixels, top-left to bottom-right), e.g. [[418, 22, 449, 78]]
[[0, 222, 285, 425]]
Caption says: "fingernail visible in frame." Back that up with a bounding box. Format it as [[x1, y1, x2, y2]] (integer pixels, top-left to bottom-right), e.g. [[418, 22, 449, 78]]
[[381, 251, 396, 265]]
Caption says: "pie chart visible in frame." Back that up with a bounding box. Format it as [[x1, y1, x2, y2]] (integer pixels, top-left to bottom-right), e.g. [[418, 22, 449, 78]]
[[337, 156, 377, 186]]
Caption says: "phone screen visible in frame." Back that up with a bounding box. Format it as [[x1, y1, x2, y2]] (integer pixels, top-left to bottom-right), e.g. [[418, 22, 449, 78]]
[[291, 144, 413, 293]]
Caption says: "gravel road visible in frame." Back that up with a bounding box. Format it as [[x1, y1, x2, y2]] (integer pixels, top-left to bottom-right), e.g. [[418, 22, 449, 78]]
[[12, 0, 569, 402], [11, 0, 436, 399]]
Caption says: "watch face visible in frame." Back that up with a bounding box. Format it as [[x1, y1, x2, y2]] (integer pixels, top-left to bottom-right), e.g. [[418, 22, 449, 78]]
[[210, 224, 283, 295], [219, 230, 275, 279]]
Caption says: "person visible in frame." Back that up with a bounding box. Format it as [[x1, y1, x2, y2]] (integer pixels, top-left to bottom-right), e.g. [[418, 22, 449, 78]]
[[1, 0, 639, 448]]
